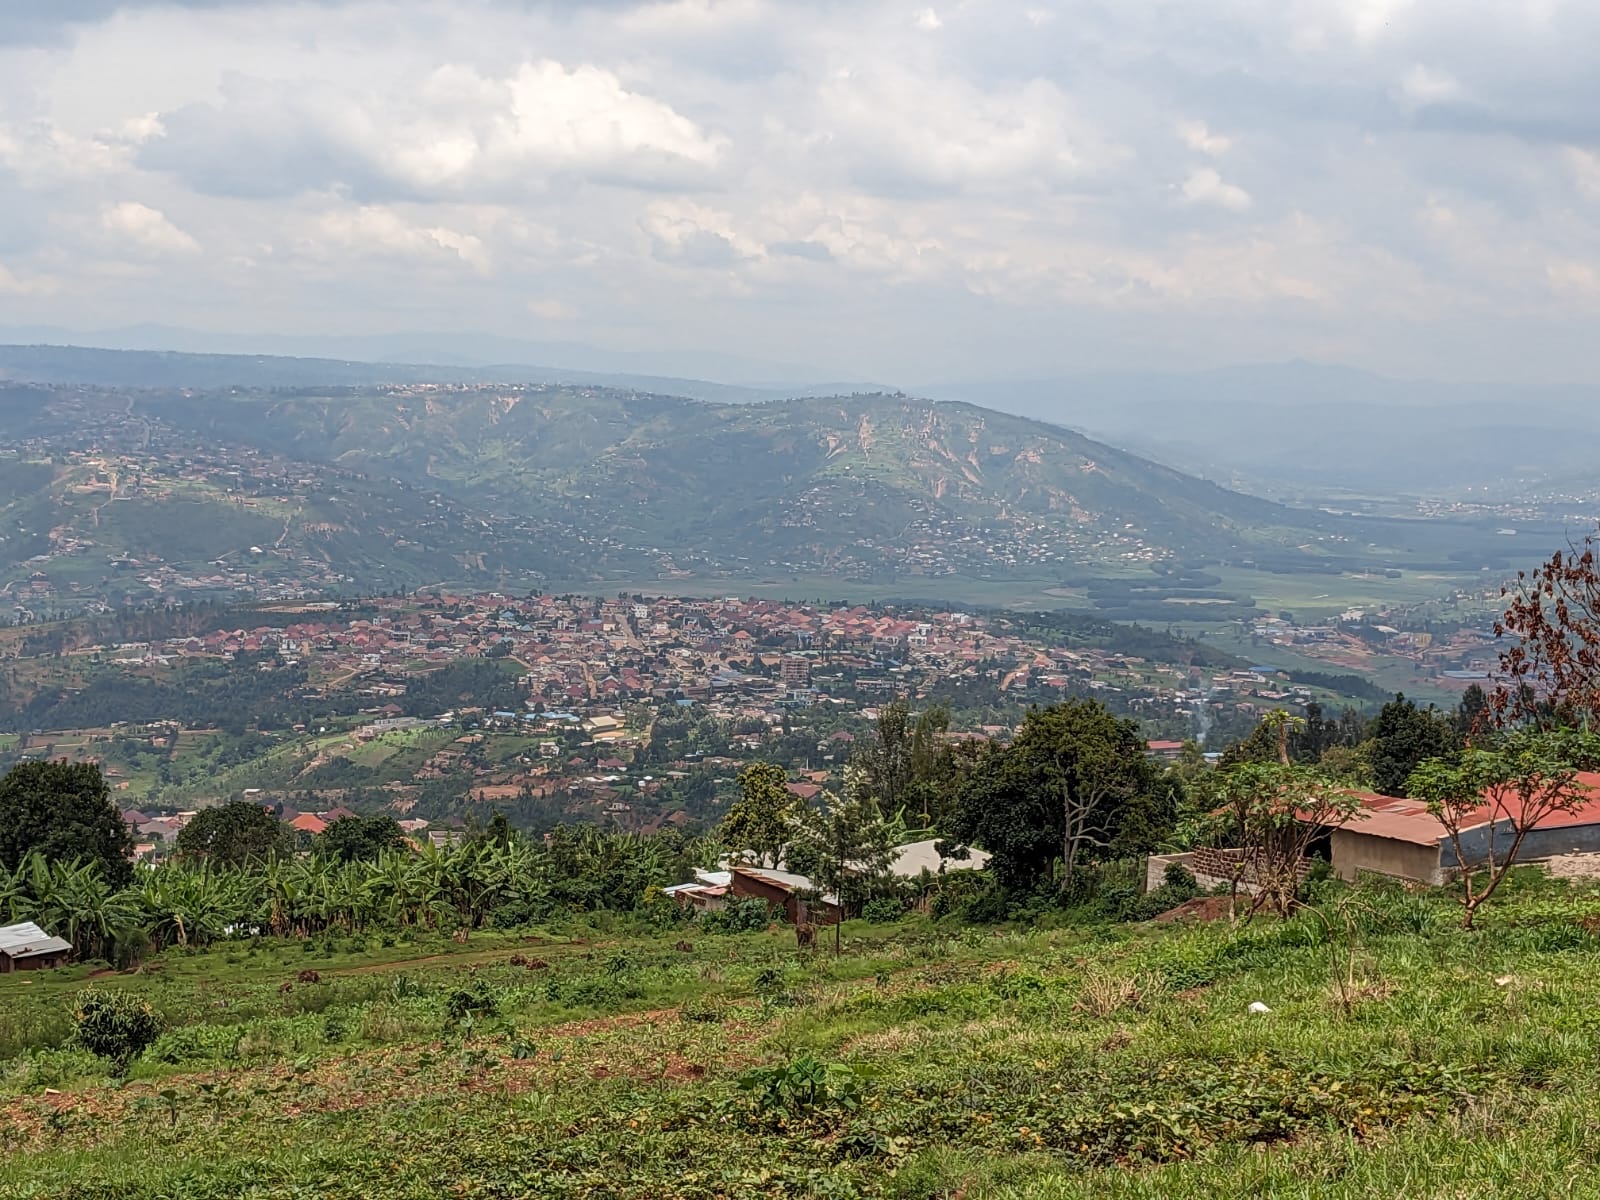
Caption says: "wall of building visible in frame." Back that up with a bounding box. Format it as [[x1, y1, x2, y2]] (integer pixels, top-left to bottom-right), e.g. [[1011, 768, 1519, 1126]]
[[729, 870, 839, 925], [1144, 850, 1276, 895], [1330, 829, 1444, 884]]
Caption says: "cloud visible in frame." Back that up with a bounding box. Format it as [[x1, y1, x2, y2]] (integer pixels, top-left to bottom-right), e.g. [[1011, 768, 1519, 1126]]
[[1180, 168, 1252, 212], [4, 0, 1600, 382], [100, 201, 201, 255], [640, 200, 761, 267], [307, 206, 491, 273], [807, 68, 1121, 194], [1399, 64, 1462, 105], [1176, 120, 1232, 157], [140, 60, 726, 200], [527, 297, 577, 320], [0, 261, 55, 295]]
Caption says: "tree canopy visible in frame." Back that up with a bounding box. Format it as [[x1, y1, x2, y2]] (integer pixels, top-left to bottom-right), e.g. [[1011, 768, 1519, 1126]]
[[0, 760, 133, 887], [945, 699, 1162, 895], [719, 762, 798, 868], [317, 814, 408, 864], [174, 801, 290, 867], [1369, 693, 1459, 796]]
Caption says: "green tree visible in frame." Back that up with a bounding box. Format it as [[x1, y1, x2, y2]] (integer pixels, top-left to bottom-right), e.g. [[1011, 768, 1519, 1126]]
[[317, 815, 407, 864], [719, 762, 798, 868], [947, 699, 1161, 895], [787, 767, 897, 953], [1454, 684, 1491, 740], [858, 698, 914, 811], [175, 801, 289, 867], [0, 761, 133, 887], [1369, 694, 1458, 796], [71, 988, 163, 1073], [1205, 759, 1362, 918]]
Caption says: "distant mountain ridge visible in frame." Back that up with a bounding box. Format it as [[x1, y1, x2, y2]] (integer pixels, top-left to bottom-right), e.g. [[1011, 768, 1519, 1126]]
[[0, 352, 1545, 608]]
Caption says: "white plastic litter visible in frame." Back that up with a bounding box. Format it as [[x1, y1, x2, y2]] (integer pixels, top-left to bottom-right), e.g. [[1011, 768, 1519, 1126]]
[[1248, 1001, 1272, 1014]]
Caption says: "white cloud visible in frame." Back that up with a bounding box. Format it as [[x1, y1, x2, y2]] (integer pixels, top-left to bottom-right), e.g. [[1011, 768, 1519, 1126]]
[[0, 261, 54, 295], [309, 207, 491, 273], [1564, 147, 1600, 199], [1176, 120, 1232, 157], [2, 0, 1600, 381], [100, 201, 200, 255], [139, 59, 726, 199], [527, 297, 577, 320], [1180, 168, 1252, 212], [808, 68, 1119, 192]]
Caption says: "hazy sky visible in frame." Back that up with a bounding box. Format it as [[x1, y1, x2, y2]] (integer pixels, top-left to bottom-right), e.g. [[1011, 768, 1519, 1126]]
[[3, 0, 1600, 382]]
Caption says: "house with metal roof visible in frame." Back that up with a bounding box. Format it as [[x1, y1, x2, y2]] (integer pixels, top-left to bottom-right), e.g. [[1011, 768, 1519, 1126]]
[[0, 921, 73, 973], [1317, 771, 1600, 885]]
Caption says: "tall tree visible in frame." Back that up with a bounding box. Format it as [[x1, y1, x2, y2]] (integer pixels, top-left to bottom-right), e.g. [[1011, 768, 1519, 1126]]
[[317, 815, 407, 864], [1455, 684, 1491, 741], [175, 801, 289, 867], [719, 762, 798, 868], [947, 699, 1160, 895], [1369, 694, 1458, 796], [787, 767, 897, 953], [859, 697, 915, 811], [0, 761, 133, 887]]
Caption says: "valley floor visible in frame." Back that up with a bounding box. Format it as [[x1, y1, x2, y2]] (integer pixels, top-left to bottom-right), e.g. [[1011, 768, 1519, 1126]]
[[6, 876, 1600, 1198]]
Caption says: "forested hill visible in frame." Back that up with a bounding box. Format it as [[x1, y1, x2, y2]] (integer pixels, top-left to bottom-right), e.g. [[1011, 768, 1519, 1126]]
[[0, 374, 1527, 603]]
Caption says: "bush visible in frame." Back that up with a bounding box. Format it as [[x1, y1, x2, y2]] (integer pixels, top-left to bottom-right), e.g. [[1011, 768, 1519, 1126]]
[[443, 980, 500, 1024], [69, 989, 163, 1072], [700, 897, 776, 934], [111, 929, 153, 973], [679, 995, 730, 1024], [862, 897, 906, 924]]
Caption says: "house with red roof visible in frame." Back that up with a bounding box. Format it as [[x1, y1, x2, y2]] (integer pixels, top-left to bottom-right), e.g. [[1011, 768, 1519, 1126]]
[[1311, 772, 1600, 885]]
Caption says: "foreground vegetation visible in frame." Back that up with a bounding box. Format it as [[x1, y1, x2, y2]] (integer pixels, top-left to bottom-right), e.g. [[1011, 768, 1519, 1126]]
[[6, 870, 1600, 1198]]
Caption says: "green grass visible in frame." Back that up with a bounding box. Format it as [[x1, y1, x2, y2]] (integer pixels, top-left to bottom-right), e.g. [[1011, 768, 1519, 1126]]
[[8, 874, 1600, 1196]]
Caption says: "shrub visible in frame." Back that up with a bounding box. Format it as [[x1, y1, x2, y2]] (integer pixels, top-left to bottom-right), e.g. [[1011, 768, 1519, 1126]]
[[862, 897, 905, 924], [738, 1054, 867, 1116], [444, 980, 500, 1024], [679, 995, 730, 1024], [111, 929, 153, 973], [700, 897, 775, 934], [69, 989, 163, 1072]]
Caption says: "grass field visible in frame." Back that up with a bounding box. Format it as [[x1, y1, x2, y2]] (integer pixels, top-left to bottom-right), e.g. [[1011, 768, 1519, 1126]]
[[8, 871, 1600, 1198]]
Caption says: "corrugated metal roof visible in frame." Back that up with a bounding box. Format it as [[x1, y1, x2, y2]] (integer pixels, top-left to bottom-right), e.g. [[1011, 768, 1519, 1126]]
[[0, 921, 72, 958], [889, 839, 992, 878], [733, 866, 840, 908]]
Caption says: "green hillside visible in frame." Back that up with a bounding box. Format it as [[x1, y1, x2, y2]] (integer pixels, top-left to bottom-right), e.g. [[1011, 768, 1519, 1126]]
[[5, 873, 1600, 1198], [0, 381, 1536, 605]]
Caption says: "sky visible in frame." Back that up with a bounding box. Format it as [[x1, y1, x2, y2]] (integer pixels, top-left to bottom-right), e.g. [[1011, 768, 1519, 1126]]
[[3, 0, 1600, 384]]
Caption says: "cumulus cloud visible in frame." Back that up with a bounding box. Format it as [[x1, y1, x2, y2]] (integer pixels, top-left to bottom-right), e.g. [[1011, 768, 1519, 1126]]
[[1176, 120, 1232, 157], [2, 0, 1600, 381], [807, 68, 1119, 194], [308, 207, 491, 273], [100, 201, 201, 255], [1180, 168, 1252, 212], [140, 60, 725, 199]]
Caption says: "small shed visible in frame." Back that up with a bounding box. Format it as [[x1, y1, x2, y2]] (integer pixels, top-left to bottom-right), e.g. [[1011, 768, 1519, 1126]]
[[0, 921, 73, 973]]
